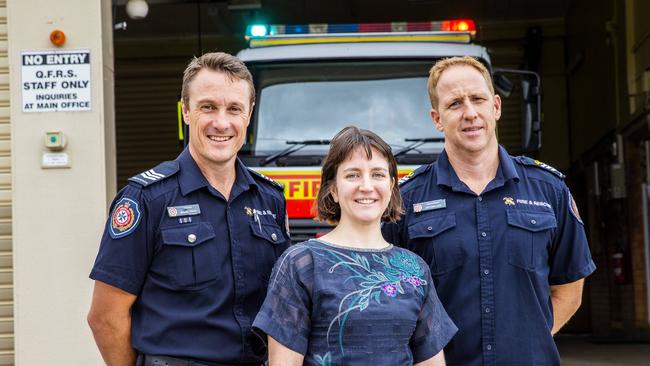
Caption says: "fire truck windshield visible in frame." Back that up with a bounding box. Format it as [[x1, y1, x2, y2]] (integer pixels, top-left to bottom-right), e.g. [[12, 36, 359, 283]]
[[244, 60, 444, 164]]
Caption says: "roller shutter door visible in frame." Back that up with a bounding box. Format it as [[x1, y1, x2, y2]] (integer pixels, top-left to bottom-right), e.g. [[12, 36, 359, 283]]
[[482, 25, 530, 156], [480, 19, 566, 157], [115, 58, 186, 188], [0, 1, 14, 364]]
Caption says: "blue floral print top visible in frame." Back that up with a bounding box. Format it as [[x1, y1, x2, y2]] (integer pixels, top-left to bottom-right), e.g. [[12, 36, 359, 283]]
[[253, 239, 457, 365]]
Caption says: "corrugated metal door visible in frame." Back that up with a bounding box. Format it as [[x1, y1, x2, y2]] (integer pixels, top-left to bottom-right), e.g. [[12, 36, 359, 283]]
[[481, 25, 530, 157], [480, 19, 566, 158], [0, 1, 13, 364], [115, 58, 185, 188]]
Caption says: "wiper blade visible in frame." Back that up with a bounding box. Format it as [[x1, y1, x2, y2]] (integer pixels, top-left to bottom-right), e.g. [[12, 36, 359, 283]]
[[393, 137, 444, 157], [260, 139, 330, 166]]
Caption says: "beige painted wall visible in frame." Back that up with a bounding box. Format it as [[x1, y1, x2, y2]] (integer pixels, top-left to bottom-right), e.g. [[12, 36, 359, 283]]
[[8, 0, 114, 364]]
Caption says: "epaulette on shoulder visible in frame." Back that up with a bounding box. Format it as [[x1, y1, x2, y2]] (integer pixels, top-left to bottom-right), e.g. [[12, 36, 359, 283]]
[[248, 168, 284, 191], [128, 160, 179, 187], [398, 164, 431, 187], [515, 156, 565, 179]]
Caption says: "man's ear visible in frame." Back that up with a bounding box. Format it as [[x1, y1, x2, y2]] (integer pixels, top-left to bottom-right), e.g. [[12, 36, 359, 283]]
[[181, 102, 190, 126], [493, 94, 502, 121], [431, 108, 443, 132], [246, 102, 254, 127]]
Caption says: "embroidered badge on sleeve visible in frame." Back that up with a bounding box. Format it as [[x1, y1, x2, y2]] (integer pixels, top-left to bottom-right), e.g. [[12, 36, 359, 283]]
[[568, 191, 583, 225], [109, 197, 142, 239]]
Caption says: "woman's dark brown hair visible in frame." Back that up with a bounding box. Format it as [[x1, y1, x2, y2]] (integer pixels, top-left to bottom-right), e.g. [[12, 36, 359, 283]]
[[316, 126, 404, 224]]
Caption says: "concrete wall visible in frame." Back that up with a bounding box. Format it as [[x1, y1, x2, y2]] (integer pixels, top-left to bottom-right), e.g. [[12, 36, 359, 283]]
[[8, 0, 114, 364]]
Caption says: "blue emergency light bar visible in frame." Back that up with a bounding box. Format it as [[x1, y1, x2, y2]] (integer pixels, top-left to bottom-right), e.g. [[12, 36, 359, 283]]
[[246, 20, 476, 38], [245, 20, 476, 47]]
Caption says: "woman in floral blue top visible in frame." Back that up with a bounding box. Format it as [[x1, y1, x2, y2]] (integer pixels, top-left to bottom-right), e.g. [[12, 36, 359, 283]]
[[253, 127, 457, 365]]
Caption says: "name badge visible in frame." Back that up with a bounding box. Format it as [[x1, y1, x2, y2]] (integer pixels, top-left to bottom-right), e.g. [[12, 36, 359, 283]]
[[167, 204, 201, 217], [413, 199, 446, 213]]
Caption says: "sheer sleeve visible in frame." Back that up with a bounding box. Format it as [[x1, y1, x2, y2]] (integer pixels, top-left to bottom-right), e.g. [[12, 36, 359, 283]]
[[253, 244, 314, 355], [410, 264, 458, 363]]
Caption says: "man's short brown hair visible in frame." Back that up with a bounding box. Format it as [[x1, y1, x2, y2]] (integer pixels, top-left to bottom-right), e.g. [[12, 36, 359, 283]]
[[427, 56, 494, 108], [316, 126, 403, 224], [181, 52, 255, 107]]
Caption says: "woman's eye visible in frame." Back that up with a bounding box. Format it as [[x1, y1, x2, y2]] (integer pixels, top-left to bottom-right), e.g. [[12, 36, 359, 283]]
[[372, 172, 386, 179]]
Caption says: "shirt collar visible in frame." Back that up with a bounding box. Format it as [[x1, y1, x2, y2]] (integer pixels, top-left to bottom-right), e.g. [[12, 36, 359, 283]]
[[435, 149, 455, 188], [177, 148, 257, 196], [235, 158, 258, 190], [436, 145, 519, 190], [497, 144, 519, 182]]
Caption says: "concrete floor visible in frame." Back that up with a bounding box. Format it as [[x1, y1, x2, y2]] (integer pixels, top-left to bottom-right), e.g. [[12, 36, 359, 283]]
[[557, 335, 650, 365]]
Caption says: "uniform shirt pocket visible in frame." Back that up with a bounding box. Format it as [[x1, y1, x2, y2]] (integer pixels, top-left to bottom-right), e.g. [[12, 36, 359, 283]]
[[506, 210, 557, 271], [407, 213, 464, 276], [159, 222, 219, 289], [250, 221, 288, 283]]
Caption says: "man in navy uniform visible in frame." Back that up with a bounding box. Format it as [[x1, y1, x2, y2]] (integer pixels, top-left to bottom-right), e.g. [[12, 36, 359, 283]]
[[382, 56, 595, 365], [87, 52, 289, 366]]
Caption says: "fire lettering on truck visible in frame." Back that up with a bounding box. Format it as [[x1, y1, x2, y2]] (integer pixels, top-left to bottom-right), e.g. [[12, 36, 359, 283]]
[[261, 172, 322, 200]]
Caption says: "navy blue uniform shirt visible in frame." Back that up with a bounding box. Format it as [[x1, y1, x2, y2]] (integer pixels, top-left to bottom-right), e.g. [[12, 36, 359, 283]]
[[382, 146, 596, 366], [90, 148, 289, 365]]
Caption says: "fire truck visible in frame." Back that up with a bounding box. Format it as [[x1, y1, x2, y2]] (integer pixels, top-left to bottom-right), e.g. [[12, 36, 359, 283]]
[[185, 20, 542, 241]]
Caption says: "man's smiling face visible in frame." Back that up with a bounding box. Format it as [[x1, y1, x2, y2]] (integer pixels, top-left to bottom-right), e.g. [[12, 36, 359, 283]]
[[182, 69, 252, 170]]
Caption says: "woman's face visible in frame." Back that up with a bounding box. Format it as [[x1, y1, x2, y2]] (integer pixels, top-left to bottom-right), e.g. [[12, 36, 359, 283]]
[[331, 147, 393, 227]]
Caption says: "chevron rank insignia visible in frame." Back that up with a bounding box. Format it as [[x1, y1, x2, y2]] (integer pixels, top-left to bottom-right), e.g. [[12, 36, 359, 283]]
[[136, 169, 165, 183], [128, 160, 179, 187]]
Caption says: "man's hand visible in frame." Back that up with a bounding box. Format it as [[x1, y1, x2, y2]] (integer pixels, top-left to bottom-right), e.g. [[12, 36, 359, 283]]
[[87, 281, 138, 366], [550, 278, 584, 335]]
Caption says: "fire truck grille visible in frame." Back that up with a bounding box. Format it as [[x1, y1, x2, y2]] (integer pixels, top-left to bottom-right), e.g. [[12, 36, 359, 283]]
[[288, 218, 332, 244]]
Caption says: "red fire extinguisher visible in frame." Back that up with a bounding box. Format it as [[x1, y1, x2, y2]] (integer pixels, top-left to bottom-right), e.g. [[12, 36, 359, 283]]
[[611, 252, 625, 284]]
